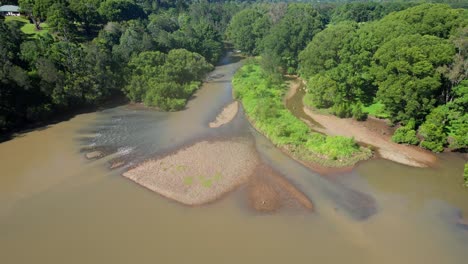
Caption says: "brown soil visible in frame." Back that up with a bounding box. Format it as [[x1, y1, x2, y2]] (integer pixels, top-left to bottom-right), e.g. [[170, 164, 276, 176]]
[[122, 139, 259, 205], [247, 165, 314, 212], [209, 101, 239, 128]]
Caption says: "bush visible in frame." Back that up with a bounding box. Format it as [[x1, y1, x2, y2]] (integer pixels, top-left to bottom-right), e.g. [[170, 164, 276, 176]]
[[332, 102, 352, 118], [352, 102, 368, 121], [391, 119, 419, 145]]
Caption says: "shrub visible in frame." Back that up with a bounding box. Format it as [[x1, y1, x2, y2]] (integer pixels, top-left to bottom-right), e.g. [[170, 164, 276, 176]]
[[332, 102, 352, 118], [352, 102, 368, 121], [392, 119, 419, 145]]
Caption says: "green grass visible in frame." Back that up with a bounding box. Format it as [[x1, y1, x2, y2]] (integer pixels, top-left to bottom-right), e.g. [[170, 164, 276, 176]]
[[182, 173, 223, 188], [5, 16, 49, 37], [183, 176, 194, 186], [362, 102, 389, 119], [233, 60, 371, 167]]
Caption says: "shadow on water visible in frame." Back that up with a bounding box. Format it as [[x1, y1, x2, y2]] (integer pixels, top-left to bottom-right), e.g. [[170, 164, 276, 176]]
[[0, 94, 129, 144], [78, 51, 377, 221]]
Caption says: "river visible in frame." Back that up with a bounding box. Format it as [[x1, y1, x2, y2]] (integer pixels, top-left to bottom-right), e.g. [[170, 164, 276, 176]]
[[0, 52, 467, 264]]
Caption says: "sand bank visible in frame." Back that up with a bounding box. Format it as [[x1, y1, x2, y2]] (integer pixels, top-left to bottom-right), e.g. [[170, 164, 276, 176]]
[[303, 107, 436, 167], [247, 165, 314, 212], [209, 101, 239, 128], [288, 78, 436, 167], [123, 139, 258, 205]]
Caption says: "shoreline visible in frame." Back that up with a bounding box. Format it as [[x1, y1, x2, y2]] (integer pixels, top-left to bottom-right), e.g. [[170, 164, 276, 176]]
[[290, 77, 437, 168]]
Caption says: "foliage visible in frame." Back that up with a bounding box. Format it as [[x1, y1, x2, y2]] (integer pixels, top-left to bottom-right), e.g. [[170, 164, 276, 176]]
[[261, 3, 324, 72], [226, 7, 271, 55], [98, 0, 145, 22], [419, 105, 450, 152], [351, 102, 367, 121], [392, 120, 420, 145], [331, 2, 415, 23], [233, 60, 371, 167], [124, 49, 213, 111], [298, 3, 467, 153]]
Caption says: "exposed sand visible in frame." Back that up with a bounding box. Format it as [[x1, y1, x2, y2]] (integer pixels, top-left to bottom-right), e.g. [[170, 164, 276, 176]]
[[123, 139, 259, 205], [303, 107, 436, 167], [247, 165, 314, 212], [209, 101, 239, 128], [286, 77, 436, 167]]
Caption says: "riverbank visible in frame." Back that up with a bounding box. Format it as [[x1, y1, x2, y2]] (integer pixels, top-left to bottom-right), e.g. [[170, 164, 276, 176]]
[[289, 79, 437, 168], [232, 60, 371, 169]]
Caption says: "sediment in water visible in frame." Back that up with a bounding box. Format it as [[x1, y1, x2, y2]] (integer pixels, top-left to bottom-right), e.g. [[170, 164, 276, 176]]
[[209, 101, 239, 128], [122, 139, 259, 205], [247, 165, 314, 212]]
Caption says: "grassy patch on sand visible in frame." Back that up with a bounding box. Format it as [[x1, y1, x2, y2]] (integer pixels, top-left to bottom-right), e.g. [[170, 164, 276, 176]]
[[5, 16, 49, 37], [362, 102, 389, 119], [233, 60, 371, 167]]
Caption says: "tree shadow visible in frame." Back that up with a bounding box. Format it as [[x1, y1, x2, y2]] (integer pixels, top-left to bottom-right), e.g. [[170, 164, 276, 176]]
[[0, 95, 129, 144]]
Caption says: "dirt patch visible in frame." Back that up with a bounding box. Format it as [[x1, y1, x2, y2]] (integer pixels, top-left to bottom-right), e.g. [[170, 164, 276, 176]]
[[247, 165, 314, 212], [209, 101, 239, 128], [303, 107, 437, 167], [122, 139, 259, 205]]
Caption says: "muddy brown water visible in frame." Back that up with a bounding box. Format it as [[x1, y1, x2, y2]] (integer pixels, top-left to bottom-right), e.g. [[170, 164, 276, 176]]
[[1, 53, 468, 263]]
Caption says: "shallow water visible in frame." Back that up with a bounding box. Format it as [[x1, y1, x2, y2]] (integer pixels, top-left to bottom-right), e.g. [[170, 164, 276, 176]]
[[1, 53, 467, 264]]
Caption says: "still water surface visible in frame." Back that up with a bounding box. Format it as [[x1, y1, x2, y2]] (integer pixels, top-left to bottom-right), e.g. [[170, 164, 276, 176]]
[[1, 53, 467, 264]]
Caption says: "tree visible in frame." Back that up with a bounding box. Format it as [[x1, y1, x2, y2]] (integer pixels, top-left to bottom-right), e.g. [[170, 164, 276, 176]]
[[419, 105, 450, 152], [299, 22, 358, 77], [226, 8, 271, 55], [261, 4, 324, 73], [124, 49, 212, 111], [47, 2, 79, 41], [373, 34, 455, 123], [69, 0, 103, 36], [392, 119, 420, 145], [18, 0, 55, 30], [98, 0, 146, 22]]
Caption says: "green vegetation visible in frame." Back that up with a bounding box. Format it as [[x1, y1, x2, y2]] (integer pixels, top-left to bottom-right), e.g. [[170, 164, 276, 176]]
[[362, 103, 389, 119], [2, 0, 467, 157], [1, 0, 240, 134], [233, 60, 371, 167], [184, 176, 194, 186], [182, 173, 223, 188], [298, 3, 468, 152], [5, 16, 49, 36], [392, 120, 420, 145], [124, 49, 213, 111]]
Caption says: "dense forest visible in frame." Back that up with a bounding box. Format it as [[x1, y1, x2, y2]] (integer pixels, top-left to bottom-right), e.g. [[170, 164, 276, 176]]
[[0, 0, 467, 154]]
